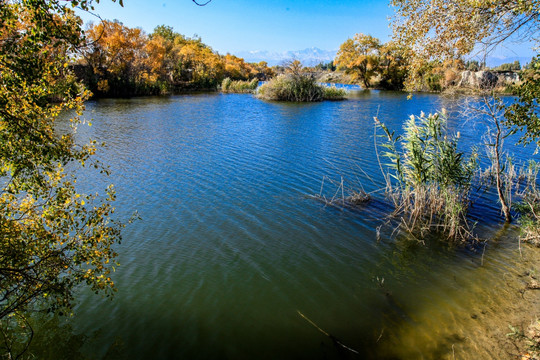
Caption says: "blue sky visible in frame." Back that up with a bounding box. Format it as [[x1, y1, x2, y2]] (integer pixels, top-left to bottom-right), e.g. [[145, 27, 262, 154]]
[[77, 0, 535, 60], [78, 0, 393, 53]]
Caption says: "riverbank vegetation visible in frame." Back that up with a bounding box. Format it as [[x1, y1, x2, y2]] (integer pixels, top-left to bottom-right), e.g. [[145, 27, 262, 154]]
[[221, 78, 259, 93], [75, 22, 273, 97], [333, 33, 525, 93], [385, 1, 540, 355]]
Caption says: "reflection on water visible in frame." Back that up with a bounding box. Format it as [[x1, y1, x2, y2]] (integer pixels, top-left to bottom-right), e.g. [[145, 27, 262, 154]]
[[33, 92, 540, 359]]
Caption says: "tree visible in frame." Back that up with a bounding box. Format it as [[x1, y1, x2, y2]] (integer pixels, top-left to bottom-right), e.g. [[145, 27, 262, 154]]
[[378, 41, 408, 90], [0, 0, 123, 352], [504, 56, 540, 147], [335, 33, 381, 88], [81, 20, 149, 96], [391, 0, 540, 90]]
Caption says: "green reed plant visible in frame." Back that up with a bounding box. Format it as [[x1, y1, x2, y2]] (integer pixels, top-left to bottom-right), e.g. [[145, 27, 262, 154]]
[[375, 110, 478, 242]]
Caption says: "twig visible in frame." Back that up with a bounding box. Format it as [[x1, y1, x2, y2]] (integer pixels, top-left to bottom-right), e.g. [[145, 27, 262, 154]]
[[297, 310, 360, 355], [376, 328, 384, 343]]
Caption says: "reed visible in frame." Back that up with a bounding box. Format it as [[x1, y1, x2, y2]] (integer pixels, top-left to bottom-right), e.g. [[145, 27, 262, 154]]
[[322, 85, 348, 100], [221, 78, 259, 93], [375, 110, 478, 242]]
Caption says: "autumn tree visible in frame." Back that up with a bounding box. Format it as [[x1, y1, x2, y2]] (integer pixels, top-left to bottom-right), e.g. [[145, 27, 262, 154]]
[[391, 0, 540, 90], [0, 0, 123, 355], [378, 41, 409, 90], [223, 54, 254, 80], [335, 33, 381, 88], [252, 61, 274, 80], [177, 38, 224, 88], [81, 20, 150, 96]]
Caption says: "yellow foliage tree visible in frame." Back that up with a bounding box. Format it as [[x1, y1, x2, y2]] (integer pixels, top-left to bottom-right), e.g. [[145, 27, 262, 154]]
[[335, 34, 381, 88]]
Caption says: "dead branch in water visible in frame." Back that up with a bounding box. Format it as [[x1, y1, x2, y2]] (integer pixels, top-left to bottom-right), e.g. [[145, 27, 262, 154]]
[[297, 310, 360, 355]]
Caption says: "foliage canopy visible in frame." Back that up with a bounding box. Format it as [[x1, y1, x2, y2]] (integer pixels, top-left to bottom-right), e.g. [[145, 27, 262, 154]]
[[0, 0, 123, 329]]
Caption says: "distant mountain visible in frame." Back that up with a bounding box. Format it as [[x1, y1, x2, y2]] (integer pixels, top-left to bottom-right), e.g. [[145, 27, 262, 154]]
[[235, 47, 337, 66]]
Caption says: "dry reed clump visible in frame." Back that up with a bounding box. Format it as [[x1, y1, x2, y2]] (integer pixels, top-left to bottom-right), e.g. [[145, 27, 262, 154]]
[[376, 110, 478, 242], [385, 183, 474, 242], [221, 77, 259, 93], [311, 175, 370, 208], [322, 85, 348, 100]]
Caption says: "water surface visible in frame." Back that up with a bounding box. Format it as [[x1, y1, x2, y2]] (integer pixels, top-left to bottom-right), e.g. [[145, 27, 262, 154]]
[[39, 91, 540, 359]]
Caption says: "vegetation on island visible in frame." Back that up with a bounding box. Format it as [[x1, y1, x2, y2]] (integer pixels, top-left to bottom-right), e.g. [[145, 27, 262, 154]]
[[257, 60, 347, 102]]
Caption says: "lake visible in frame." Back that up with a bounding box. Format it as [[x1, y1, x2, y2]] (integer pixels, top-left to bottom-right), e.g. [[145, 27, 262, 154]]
[[35, 91, 540, 359]]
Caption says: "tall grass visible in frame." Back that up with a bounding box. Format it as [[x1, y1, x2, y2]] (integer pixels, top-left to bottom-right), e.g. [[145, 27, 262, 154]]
[[257, 74, 347, 102], [376, 110, 478, 242], [322, 85, 348, 100], [221, 78, 259, 93]]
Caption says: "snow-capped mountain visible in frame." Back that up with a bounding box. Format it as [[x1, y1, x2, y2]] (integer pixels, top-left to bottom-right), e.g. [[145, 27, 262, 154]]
[[235, 47, 337, 66]]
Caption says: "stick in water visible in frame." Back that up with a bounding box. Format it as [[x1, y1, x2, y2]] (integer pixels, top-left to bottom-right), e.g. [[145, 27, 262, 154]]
[[297, 310, 360, 355]]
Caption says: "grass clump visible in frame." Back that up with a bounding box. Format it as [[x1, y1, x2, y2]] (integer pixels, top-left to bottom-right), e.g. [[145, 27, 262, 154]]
[[257, 74, 347, 102], [322, 85, 348, 100], [376, 110, 478, 242], [221, 78, 259, 93]]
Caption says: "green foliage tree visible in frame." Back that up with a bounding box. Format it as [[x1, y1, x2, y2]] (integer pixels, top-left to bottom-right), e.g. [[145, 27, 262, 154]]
[[0, 0, 123, 349], [505, 56, 540, 146], [496, 60, 521, 72]]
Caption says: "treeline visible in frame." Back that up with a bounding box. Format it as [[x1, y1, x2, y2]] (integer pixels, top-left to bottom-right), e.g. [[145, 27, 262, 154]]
[[74, 22, 274, 97], [333, 33, 525, 92]]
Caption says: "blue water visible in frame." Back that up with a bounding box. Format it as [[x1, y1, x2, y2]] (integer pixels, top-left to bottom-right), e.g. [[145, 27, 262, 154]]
[[35, 91, 539, 359]]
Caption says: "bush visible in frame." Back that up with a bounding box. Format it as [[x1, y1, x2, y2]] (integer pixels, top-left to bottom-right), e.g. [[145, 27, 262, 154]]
[[257, 74, 347, 102]]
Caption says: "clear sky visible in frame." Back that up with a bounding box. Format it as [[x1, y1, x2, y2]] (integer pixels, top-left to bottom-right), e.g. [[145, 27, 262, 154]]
[[77, 0, 536, 60], [77, 0, 394, 53]]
